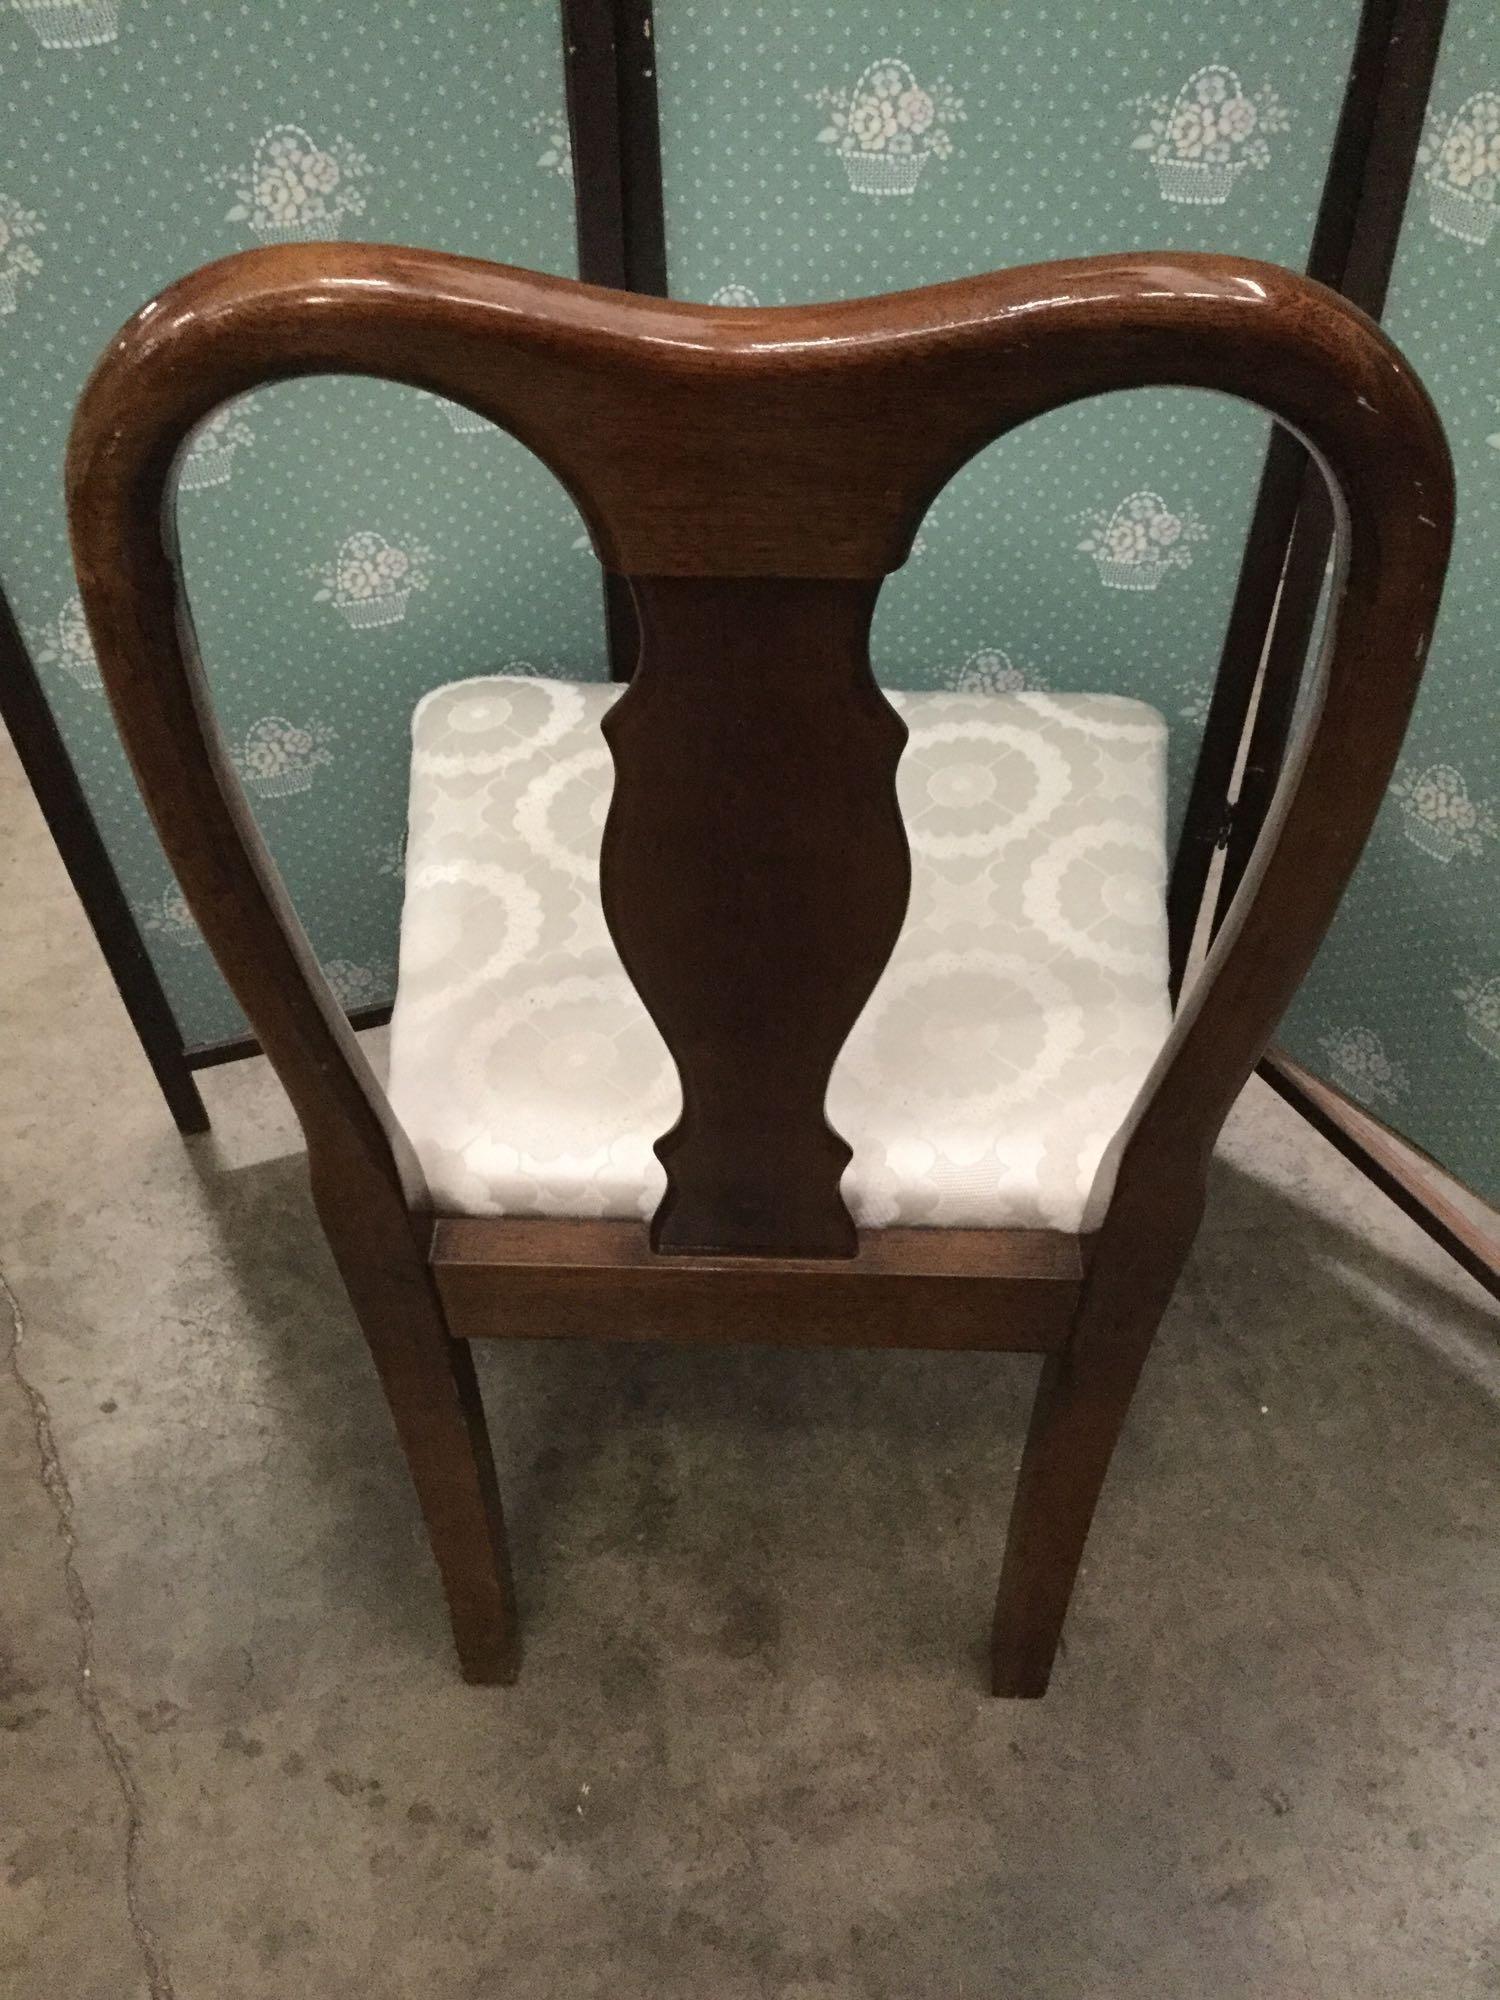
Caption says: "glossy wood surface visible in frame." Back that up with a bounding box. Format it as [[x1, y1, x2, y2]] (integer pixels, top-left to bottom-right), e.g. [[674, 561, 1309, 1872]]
[[67, 244, 1452, 1691]]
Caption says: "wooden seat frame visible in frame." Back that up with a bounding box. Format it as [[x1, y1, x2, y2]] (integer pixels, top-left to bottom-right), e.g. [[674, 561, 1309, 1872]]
[[66, 246, 1452, 1693]]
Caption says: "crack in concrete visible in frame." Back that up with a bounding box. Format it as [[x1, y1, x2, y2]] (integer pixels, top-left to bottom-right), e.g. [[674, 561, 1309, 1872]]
[[1, 1264, 176, 2000]]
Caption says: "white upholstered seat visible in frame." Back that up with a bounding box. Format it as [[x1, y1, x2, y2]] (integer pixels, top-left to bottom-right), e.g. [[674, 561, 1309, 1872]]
[[387, 676, 1173, 1233]]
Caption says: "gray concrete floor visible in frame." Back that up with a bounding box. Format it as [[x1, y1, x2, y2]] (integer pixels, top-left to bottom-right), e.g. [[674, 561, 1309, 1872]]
[[4, 722, 1500, 2000]]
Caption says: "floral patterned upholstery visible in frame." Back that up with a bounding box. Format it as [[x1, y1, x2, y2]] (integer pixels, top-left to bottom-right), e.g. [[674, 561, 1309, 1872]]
[[387, 676, 1173, 1232]]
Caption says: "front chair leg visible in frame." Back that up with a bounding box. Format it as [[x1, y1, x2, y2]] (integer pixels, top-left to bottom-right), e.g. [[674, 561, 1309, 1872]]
[[323, 1216, 517, 1684]]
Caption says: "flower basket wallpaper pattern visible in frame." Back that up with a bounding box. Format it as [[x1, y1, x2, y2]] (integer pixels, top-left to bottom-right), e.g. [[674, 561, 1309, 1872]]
[[0, 0, 593, 1050], [953, 648, 1037, 696], [2, 0, 1496, 1206], [1076, 492, 1208, 592], [313, 532, 435, 632], [527, 110, 573, 185], [1420, 88, 1500, 247], [11, 0, 118, 51], [29, 593, 100, 691], [178, 404, 255, 493], [654, 0, 1363, 845], [1131, 64, 1291, 207], [141, 886, 201, 948], [1457, 973, 1500, 1063], [1317, 1027, 1410, 1111], [214, 124, 372, 243], [810, 59, 964, 197], [235, 717, 336, 801], [0, 191, 44, 314], [1393, 762, 1498, 864]]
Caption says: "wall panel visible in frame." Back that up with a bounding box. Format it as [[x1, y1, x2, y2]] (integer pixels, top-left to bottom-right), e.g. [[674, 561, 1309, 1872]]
[[654, 0, 1365, 829], [0, 0, 598, 1049], [1281, 0, 1500, 1204]]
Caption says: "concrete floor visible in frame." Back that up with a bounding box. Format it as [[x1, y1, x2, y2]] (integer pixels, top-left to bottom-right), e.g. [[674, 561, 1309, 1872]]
[[3, 724, 1500, 2000]]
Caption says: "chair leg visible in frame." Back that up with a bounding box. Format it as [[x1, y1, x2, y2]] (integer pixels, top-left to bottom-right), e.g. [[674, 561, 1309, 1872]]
[[331, 1236, 517, 1684], [990, 1322, 1160, 1699]]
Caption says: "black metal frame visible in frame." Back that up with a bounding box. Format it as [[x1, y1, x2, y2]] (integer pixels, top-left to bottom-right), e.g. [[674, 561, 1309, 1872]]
[[4, 0, 1492, 1285]]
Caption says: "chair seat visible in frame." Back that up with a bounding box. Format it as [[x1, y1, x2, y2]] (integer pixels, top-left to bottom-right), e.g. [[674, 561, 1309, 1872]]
[[387, 676, 1173, 1233]]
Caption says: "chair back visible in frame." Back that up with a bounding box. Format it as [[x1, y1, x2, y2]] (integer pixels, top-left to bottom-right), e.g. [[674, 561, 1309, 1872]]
[[67, 247, 1452, 1256]]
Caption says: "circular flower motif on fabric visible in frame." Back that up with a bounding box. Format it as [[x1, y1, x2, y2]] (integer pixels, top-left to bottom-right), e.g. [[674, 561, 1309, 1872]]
[[513, 747, 614, 882], [447, 959, 678, 1195], [1021, 821, 1166, 976], [395, 862, 546, 1015], [411, 677, 588, 779], [809, 58, 965, 197], [900, 718, 1073, 860], [835, 950, 1087, 1115]]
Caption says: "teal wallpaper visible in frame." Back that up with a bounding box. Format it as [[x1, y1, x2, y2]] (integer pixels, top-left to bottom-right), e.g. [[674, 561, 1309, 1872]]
[[655, 0, 1362, 835], [2, 2, 1494, 1203], [0, 0, 595, 1048], [656, 0, 1498, 1205], [1281, 0, 1500, 1205]]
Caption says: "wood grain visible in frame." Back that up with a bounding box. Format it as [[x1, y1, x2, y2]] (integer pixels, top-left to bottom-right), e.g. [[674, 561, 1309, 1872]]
[[431, 1216, 1085, 1351], [601, 577, 907, 1255], [67, 244, 1452, 1688]]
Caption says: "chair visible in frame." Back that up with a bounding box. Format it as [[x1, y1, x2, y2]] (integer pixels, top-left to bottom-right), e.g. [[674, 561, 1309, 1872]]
[[66, 245, 1452, 1693]]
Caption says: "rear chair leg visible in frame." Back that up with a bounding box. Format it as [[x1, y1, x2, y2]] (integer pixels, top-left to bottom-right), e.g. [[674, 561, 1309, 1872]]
[[332, 1235, 517, 1683], [990, 1198, 1201, 1702], [988, 1344, 1142, 1694]]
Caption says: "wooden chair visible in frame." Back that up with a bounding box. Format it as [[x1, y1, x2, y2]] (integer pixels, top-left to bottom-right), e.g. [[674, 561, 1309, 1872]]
[[66, 246, 1452, 1694]]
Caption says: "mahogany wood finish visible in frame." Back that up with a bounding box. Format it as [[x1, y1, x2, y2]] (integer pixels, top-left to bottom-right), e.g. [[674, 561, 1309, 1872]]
[[67, 244, 1451, 1694], [431, 1218, 1085, 1352], [602, 577, 908, 1255]]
